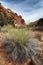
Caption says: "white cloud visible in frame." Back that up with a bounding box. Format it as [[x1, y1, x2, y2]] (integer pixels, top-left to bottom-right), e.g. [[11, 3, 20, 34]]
[[24, 8, 43, 23]]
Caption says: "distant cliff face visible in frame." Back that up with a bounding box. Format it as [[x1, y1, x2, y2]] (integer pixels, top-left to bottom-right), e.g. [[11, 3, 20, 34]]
[[0, 3, 25, 27], [36, 18, 43, 26], [31, 18, 43, 31]]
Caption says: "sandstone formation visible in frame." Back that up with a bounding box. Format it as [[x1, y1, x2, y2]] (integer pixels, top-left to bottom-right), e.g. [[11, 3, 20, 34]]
[[0, 3, 25, 27]]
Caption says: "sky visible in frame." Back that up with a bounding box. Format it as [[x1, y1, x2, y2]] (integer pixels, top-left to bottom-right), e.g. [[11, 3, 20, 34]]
[[0, 0, 43, 23]]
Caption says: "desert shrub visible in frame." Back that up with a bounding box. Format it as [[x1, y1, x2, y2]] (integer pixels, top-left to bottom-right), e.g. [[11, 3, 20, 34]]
[[2, 27, 37, 63], [0, 14, 5, 26], [0, 13, 14, 27], [2, 28, 42, 64], [2, 28, 32, 62], [7, 17, 15, 27], [3, 28, 33, 45]]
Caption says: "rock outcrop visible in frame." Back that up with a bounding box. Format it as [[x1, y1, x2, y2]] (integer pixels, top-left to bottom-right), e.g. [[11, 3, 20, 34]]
[[0, 3, 25, 27], [30, 18, 43, 31]]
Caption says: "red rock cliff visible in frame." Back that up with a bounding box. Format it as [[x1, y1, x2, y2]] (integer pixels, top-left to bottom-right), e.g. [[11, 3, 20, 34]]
[[0, 3, 25, 27]]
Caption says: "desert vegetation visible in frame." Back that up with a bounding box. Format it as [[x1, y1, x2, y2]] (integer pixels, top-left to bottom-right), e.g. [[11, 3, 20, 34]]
[[0, 25, 43, 65]]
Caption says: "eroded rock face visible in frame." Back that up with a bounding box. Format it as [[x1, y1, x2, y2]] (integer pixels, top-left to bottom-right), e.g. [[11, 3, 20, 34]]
[[7, 11, 25, 27], [0, 3, 25, 27]]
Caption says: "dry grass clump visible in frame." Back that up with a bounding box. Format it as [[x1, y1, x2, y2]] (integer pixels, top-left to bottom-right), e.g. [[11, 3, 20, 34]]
[[0, 26, 33, 63], [2, 25, 33, 45]]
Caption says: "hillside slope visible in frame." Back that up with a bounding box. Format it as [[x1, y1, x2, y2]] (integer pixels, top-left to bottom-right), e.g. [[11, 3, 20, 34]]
[[28, 18, 43, 31], [0, 3, 25, 27]]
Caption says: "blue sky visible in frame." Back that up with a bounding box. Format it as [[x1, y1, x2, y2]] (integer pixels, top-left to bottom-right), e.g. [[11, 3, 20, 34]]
[[0, 0, 43, 23]]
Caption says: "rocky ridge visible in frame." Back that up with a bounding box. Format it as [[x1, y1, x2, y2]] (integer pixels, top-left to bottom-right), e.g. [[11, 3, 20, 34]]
[[0, 3, 25, 27]]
